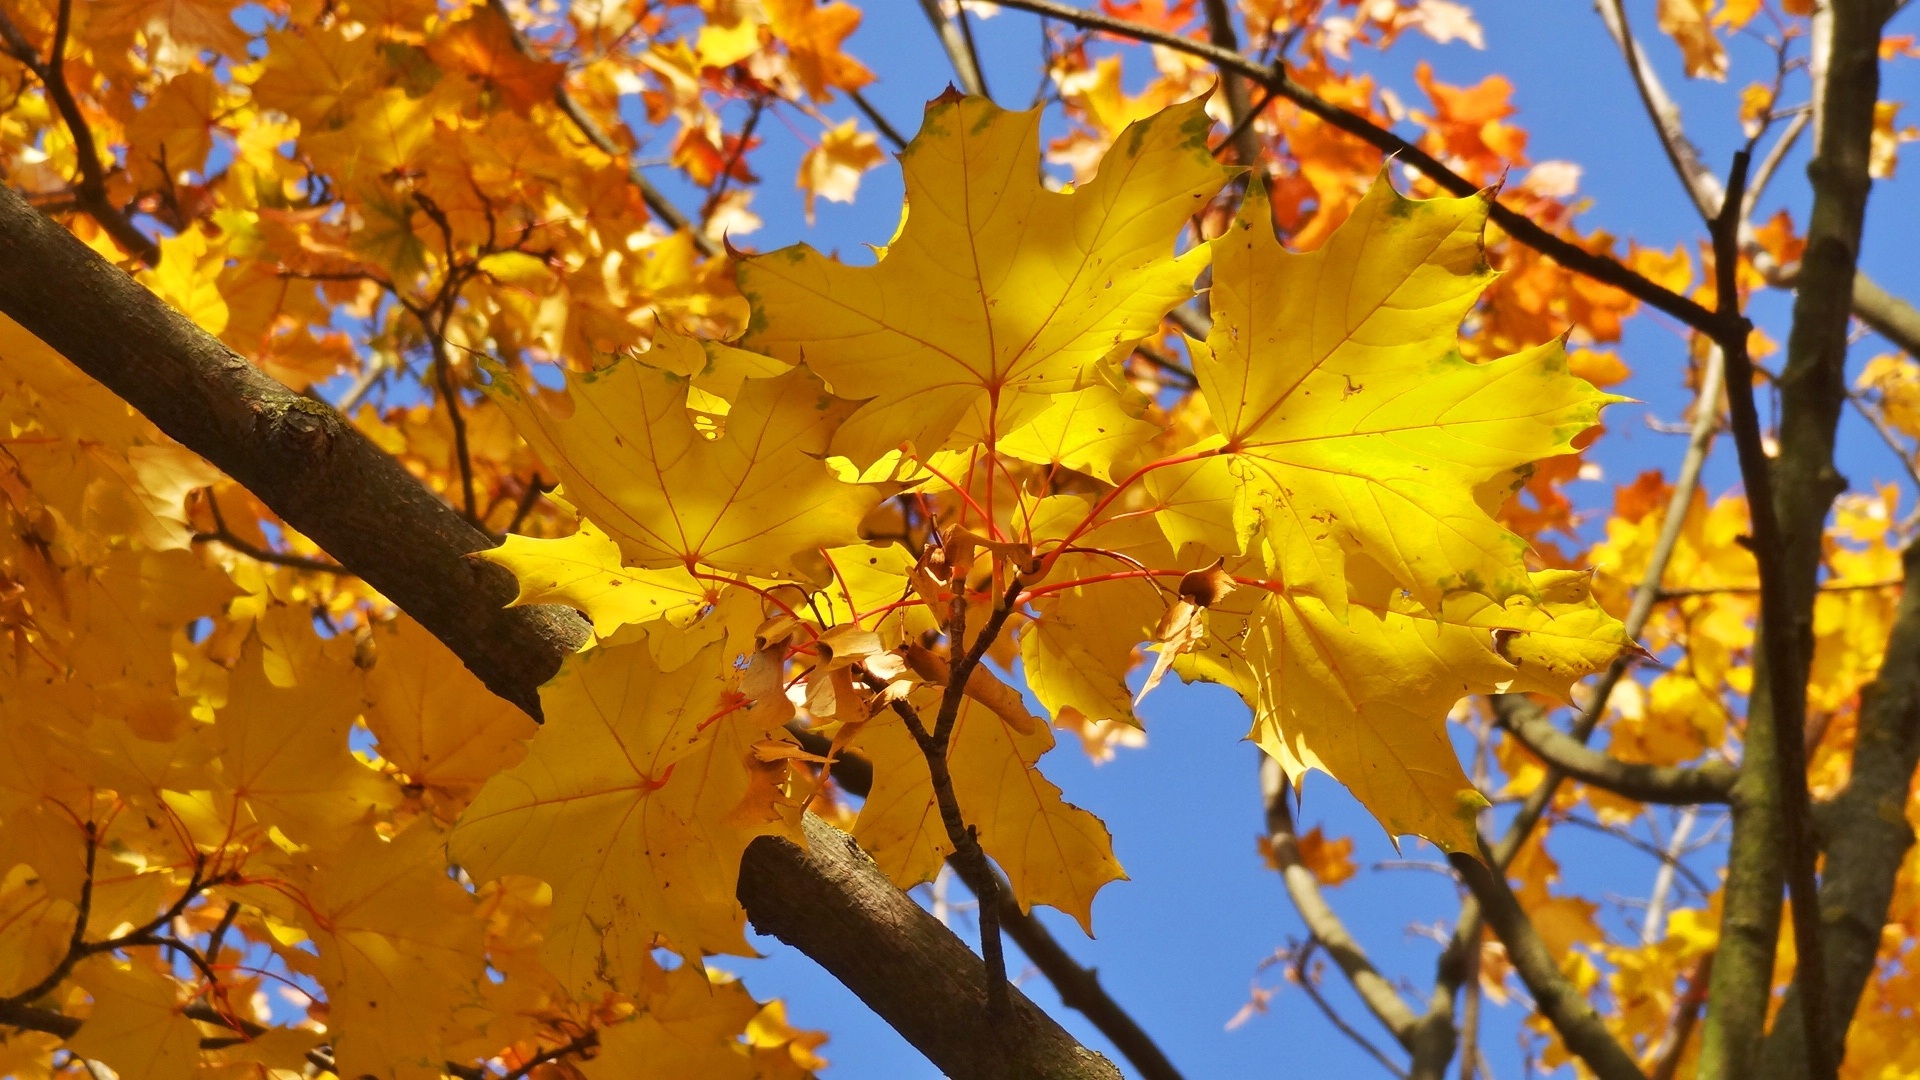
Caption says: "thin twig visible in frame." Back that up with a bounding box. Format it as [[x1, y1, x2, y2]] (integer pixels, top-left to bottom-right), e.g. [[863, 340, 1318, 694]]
[[196, 491, 350, 574], [1262, 759, 1420, 1047], [848, 88, 910, 151], [918, 0, 990, 98], [1290, 942, 1411, 1079]]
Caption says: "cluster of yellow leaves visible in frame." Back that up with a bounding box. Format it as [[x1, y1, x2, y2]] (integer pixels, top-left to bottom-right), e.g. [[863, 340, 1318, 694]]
[[0, 314, 825, 1079]]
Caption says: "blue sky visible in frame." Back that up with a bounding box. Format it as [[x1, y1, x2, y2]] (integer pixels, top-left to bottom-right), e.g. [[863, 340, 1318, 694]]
[[645, 4, 1920, 1077]]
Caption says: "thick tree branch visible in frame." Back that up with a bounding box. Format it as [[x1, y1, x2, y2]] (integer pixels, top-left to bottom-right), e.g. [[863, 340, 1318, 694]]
[[1704, 2, 1894, 1072], [989, 0, 1730, 337], [1759, 543, 1920, 1077], [1262, 758, 1420, 1050], [1450, 850, 1647, 1080], [0, 181, 1120, 1080], [1491, 696, 1736, 805], [1705, 146, 1833, 1080]]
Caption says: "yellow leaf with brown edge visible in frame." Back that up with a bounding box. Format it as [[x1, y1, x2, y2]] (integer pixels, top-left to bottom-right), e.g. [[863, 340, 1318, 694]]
[[846, 690, 1124, 932], [483, 359, 891, 579], [740, 93, 1234, 469], [1149, 177, 1620, 613], [450, 636, 801, 995]]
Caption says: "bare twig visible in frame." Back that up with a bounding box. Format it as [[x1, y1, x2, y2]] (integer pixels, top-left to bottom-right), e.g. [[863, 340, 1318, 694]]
[[849, 88, 910, 151], [919, 0, 990, 98], [196, 490, 350, 575], [1451, 848, 1646, 1080], [1290, 942, 1411, 1079], [1262, 759, 1420, 1047]]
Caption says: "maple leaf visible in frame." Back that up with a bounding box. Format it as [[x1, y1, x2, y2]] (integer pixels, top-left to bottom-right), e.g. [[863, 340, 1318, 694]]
[[1148, 177, 1619, 611], [426, 9, 567, 114], [763, 0, 875, 102], [797, 119, 885, 224], [578, 965, 765, 1080], [1183, 556, 1632, 852], [208, 636, 398, 850], [847, 692, 1124, 931], [450, 638, 799, 994], [361, 615, 538, 806], [484, 355, 890, 579], [66, 959, 200, 1080], [477, 522, 715, 638], [740, 93, 1234, 469], [287, 823, 487, 1080]]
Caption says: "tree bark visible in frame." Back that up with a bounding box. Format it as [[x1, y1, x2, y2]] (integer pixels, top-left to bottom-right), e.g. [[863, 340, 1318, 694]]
[[0, 182, 1119, 1080], [1700, 2, 1894, 1077]]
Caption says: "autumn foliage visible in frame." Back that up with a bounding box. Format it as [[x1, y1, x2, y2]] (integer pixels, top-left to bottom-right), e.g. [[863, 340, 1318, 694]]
[[0, 1, 1916, 1079]]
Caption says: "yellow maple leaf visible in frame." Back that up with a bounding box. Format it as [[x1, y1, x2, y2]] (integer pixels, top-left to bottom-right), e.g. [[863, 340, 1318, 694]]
[[477, 521, 716, 638], [139, 228, 228, 335], [361, 614, 538, 805], [484, 359, 889, 578], [1184, 556, 1631, 853], [450, 638, 800, 994], [209, 636, 398, 850], [578, 965, 763, 1080], [291, 822, 487, 1080], [1149, 177, 1618, 610], [66, 958, 200, 1080], [797, 119, 885, 224], [847, 692, 1124, 931], [740, 93, 1233, 469]]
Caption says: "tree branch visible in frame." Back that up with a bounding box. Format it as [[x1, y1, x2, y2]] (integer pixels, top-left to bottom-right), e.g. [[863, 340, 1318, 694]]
[[1411, 345, 1727, 1080], [0, 181, 1121, 1080], [1758, 541, 1920, 1077], [1703, 0, 1896, 1069], [0, 4, 158, 265], [1450, 849, 1647, 1080], [918, 0, 991, 99], [1705, 143, 1833, 1080], [1200, 0, 1260, 166], [1261, 758, 1421, 1048], [794, 724, 1186, 1080], [989, 0, 1730, 338], [1491, 696, 1736, 805]]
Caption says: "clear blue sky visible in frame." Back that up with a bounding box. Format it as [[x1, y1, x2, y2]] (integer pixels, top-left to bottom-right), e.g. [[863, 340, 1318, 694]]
[[662, 4, 1920, 1077]]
